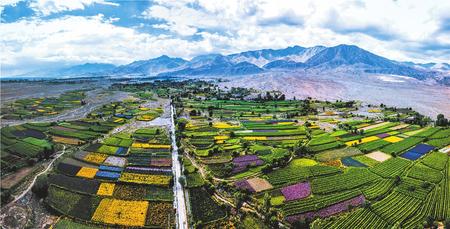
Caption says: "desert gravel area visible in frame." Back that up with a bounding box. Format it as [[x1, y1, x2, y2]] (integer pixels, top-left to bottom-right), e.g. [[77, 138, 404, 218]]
[[219, 71, 450, 118]]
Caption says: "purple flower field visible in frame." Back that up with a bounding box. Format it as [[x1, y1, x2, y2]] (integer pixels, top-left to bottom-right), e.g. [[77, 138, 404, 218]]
[[286, 195, 365, 223], [281, 182, 311, 201], [234, 180, 255, 192], [233, 155, 259, 163], [232, 155, 264, 173], [377, 133, 390, 138]]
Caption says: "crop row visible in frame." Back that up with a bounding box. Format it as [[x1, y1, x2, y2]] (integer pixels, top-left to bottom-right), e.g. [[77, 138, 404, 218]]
[[421, 151, 448, 170], [432, 163, 449, 220], [371, 191, 422, 224], [396, 177, 433, 200], [267, 164, 340, 187], [357, 139, 390, 152], [282, 190, 361, 216], [370, 157, 411, 178], [407, 164, 443, 183], [426, 137, 450, 148], [327, 208, 389, 229], [311, 168, 379, 194], [360, 178, 394, 200], [402, 182, 438, 228], [309, 141, 343, 152]]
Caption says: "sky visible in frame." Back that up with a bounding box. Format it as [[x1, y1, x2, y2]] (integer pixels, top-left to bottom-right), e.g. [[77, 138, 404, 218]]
[[1, 0, 449, 76]]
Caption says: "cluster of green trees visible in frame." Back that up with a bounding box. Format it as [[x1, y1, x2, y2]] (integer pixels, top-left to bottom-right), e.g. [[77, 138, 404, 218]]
[[436, 114, 448, 127]]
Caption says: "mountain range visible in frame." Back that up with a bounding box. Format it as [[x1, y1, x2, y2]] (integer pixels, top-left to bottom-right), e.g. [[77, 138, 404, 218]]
[[14, 44, 450, 84]]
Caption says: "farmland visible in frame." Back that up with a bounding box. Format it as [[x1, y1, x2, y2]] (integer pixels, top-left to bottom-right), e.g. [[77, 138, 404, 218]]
[[165, 80, 450, 228], [1, 90, 88, 120], [46, 125, 175, 227], [0, 86, 174, 228]]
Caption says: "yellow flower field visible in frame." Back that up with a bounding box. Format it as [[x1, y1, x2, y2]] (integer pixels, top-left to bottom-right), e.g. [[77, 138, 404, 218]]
[[345, 136, 379, 146], [84, 152, 108, 164], [248, 117, 264, 121], [278, 122, 295, 125], [113, 118, 125, 123], [97, 183, 115, 196], [119, 172, 171, 186], [131, 143, 171, 149], [76, 167, 98, 179], [243, 136, 267, 141], [213, 122, 239, 129], [186, 122, 195, 129], [137, 114, 155, 121], [52, 136, 84, 145], [139, 107, 150, 111], [92, 198, 148, 227], [214, 135, 229, 140], [384, 136, 403, 143]]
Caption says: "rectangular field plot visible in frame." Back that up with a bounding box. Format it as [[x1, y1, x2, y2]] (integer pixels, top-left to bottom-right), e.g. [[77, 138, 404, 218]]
[[311, 168, 379, 194], [341, 157, 367, 167], [370, 157, 411, 178], [92, 198, 149, 227], [365, 151, 392, 162], [371, 192, 422, 224], [400, 151, 424, 160]]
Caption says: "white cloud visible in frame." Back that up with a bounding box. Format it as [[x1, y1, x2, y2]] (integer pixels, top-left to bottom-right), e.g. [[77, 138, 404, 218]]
[[0, 14, 215, 75], [29, 0, 119, 16], [141, 0, 450, 63], [1, 0, 450, 76]]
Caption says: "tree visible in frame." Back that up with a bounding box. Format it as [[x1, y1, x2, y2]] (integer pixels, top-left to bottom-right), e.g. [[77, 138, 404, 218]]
[[233, 192, 245, 210], [269, 215, 279, 229], [189, 109, 197, 116], [262, 193, 271, 215], [178, 176, 186, 187], [394, 175, 401, 185], [32, 175, 49, 199], [436, 114, 449, 126], [292, 219, 309, 229], [362, 200, 371, 209], [1, 190, 11, 205]]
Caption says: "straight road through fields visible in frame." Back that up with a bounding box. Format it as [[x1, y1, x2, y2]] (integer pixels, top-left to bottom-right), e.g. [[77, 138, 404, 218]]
[[170, 102, 188, 229]]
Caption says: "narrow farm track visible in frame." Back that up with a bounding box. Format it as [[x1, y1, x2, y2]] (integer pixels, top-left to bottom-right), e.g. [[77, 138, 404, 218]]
[[171, 103, 188, 229], [4, 145, 66, 209]]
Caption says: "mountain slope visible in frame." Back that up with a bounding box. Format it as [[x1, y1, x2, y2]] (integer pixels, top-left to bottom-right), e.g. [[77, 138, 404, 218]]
[[305, 44, 396, 68], [159, 55, 263, 76], [263, 60, 306, 69], [305, 44, 435, 80], [15, 44, 445, 82], [227, 45, 325, 67], [112, 55, 187, 76]]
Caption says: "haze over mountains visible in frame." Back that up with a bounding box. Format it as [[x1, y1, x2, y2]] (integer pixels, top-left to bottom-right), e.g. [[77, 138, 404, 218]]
[[13, 44, 450, 85]]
